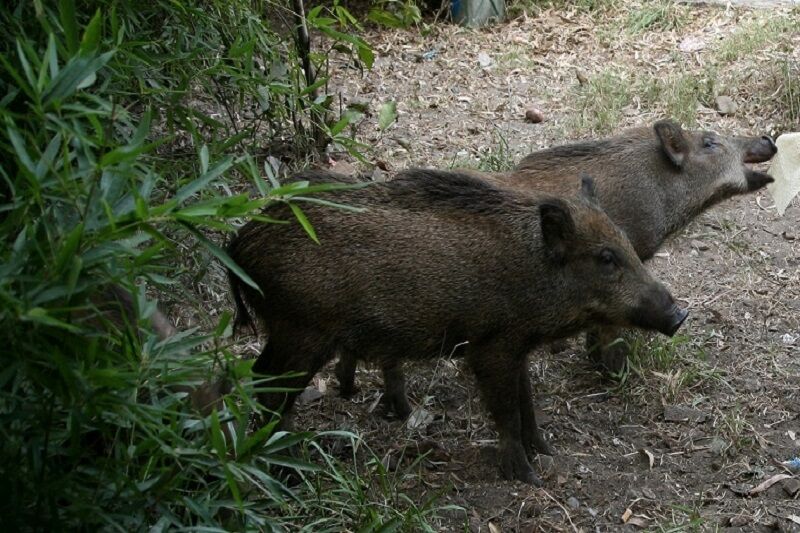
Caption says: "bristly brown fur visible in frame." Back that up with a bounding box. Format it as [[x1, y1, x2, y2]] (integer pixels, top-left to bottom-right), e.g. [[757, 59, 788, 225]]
[[226, 167, 683, 485]]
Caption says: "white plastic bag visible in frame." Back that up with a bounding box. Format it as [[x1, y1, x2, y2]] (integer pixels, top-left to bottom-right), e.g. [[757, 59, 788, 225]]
[[767, 132, 800, 216]]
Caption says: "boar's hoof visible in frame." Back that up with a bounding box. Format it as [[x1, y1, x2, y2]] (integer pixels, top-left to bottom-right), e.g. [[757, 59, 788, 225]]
[[338, 383, 358, 399], [381, 392, 413, 419], [528, 431, 553, 456], [500, 442, 543, 486], [598, 346, 628, 375], [548, 339, 569, 354], [334, 360, 358, 398]]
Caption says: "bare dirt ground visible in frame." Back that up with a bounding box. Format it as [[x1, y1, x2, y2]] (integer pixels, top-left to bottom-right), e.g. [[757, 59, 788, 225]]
[[229, 3, 800, 531]]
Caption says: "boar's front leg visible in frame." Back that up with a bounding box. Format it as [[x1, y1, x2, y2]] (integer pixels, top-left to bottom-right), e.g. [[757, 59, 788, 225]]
[[381, 359, 413, 419], [518, 366, 552, 456], [252, 325, 333, 427], [335, 351, 358, 398], [468, 341, 542, 486], [585, 327, 629, 374]]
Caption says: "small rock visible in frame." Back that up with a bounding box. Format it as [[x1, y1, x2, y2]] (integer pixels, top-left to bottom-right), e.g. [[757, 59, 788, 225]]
[[710, 437, 730, 457], [576, 69, 588, 85], [783, 231, 796, 241], [393, 137, 413, 151], [477, 52, 493, 68], [729, 515, 749, 527], [536, 454, 557, 480], [525, 108, 544, 124], [678, 35, 706, 52], [782, 477, 800, 497], [642, 488, 657, 500], [297, 386, 324, 405], [716, 95, 738, 116], [567, 496, 580, 510], [407, 408, 434, 430], [328, 160, 356, 176], [690, 239, 710, 251], [587, 507, 598, 518], [369, 168, 388, 182]]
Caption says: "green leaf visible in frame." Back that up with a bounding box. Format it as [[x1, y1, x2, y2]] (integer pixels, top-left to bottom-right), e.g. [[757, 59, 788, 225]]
[[6, 122, 36, 174], [288, 203, 319, 244], [100, 140, 160, 167], [199, 145, 209, 174], [23, 308, 80, 333], [263, 431, 314, 454], [59, 0, 79, 54], [38, 36, 57, 92], [173, 156, 233, 204], [181, 223, 262, 294], [80, 9, 103, 54], [15, 40, 36, 91], [357, 43, 375, 68], [56, 222, 84, 273], [43, 51, 113, 106], [292, 196, 365, 213], [378, 101, 397, 131], [209, 410, 226, 458]]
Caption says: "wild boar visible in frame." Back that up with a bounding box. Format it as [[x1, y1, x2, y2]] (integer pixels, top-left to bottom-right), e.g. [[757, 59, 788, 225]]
[[228, 169, 687, 484]]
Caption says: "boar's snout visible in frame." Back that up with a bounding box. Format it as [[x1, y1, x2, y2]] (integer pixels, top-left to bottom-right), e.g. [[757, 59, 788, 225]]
[[664, 305, 689, 337], [631, 285, 689, 337], [743, 135, 778, 164]]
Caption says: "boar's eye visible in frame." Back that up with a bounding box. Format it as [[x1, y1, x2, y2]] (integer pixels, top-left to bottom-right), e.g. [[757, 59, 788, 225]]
[[598, 248, 618, 269], [703, 138, 717, 150]]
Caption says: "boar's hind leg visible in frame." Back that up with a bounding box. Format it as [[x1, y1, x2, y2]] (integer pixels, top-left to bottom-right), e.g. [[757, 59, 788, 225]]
[[252, 327, 333, 427], [381, 360, 412, 419], [468, 343, 542, 486], [335, 351, 358, 398], [585, 327, 629, 375], [518, 367, 552, 456]]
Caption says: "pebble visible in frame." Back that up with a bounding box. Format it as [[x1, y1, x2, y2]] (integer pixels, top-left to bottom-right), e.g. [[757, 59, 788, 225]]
[[525, 108, 544, 123], [716, 95, 738, 116], [567, 496, 580, 510], [782, 477, 800, 497]]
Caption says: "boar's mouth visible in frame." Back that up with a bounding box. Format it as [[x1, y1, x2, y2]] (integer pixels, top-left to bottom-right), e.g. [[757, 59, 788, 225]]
[[742, 135, 778, 164], [745, 169, 774, 191]]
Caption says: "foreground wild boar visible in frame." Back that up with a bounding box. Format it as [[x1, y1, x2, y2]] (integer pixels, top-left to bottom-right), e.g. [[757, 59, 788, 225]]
[[501, 119, 776, 371], [228, 169, 687, 484]]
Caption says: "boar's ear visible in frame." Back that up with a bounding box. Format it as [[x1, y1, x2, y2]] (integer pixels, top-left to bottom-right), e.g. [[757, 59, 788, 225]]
[[579, 173, 598, 204], [539, 199, 575, 262], [654, 119, 688, 168]]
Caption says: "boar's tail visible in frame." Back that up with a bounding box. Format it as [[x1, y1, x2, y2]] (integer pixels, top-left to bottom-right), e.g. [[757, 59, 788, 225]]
[[229, 269, 257, 336]]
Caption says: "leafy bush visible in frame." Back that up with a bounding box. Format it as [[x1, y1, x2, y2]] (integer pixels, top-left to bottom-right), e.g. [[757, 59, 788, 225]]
[[0, 1, 436, 529]]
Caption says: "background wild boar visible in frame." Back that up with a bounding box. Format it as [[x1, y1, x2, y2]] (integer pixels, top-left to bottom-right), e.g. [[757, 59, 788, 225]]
[[228, 169, 687, 484], [89, 285, 228, 415], [502, 119, 775, 371]]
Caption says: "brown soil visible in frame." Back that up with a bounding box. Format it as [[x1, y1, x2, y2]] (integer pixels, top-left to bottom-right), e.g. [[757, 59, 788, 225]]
[[238, 3, 800, 531]]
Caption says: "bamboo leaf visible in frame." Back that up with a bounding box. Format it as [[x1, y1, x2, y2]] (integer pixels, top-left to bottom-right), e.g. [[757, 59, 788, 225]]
[[288, 203, 319, 244]]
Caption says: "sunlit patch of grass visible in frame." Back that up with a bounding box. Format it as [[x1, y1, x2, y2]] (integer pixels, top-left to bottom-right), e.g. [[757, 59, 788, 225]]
[[448, 129, 515, 172], [634, 66, 716, 127], [608, 334, 725, 404], [716, 14, 796, 62], [625, 0, 688, 34], [571, 68, 631, 134]]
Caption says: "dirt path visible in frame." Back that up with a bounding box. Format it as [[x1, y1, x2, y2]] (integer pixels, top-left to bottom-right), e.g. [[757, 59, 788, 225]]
[[283, 3, 800, 530]]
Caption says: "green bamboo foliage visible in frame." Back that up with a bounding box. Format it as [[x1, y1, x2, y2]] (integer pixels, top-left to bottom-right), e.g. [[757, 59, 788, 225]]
[[0, 2, 438, 530]]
